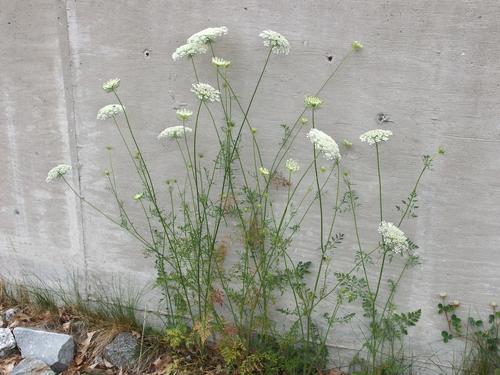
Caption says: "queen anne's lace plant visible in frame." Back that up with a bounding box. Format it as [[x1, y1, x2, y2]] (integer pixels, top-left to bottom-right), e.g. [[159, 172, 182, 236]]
[[191, 83, 221, 102], [212, 57, 231, 68], [378, 221, 408, 254], [102, 78, 120, 93], [285, 159, 300, 173], [46, 164, 71, 183], [158, 126, 193, 140], [304, 95, 323, 109], [172, 43, 208, 61], [307, 129, 341, 161], [259, 166, 270, 176], [97, 104, 124, 120], [259, 30, 290, 55], [187, 26, 228, 45], [176, 108, 193, 121], [359, 129, 393, 145]]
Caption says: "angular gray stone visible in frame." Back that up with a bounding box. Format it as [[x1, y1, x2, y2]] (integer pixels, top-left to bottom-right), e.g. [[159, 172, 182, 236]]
[[13, 327, 74, 373], [103, 332, 138, 368], [11, 358, 55, 375], [3, 307, 19, 323], [0, 327, 16, 358]]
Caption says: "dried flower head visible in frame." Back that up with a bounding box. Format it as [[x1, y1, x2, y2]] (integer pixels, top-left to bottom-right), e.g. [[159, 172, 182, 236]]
[[352, 41, 363, 51], [158, 126, 193, 140], [102, 78, 120, 93], [172, 42, 207, 61], [187, 26, 228, 44], [97, 104, 124, 120], [212, 57, 231, 68], [451, 300, 460, 307], [259, 166, 270, 176], [46, 164, 71, 183], [259, 30, 290, 55], [360, 129, 393, 145], [378, 221, 408, 254], [176, 108, 193, 121], [307, 129, 341, 161], [191, 83, 221, 102], [285, 159, 300, 173], [304, 95, 323, 109]]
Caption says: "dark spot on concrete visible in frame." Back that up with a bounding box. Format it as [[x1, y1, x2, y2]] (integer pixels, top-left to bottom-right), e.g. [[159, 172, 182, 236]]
[[14, 209, 19, 215], [376, 112, 392, 124], [327, 55, 333, 62], [8, 21, 11, 25], [244, 7, 248, 10], [143, 49, 151, 58]]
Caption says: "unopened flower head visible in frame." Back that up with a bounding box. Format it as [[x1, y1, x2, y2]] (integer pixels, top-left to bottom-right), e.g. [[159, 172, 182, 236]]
[[191, 82, 221, 102], [439, 292, 448, 299], [172, 42, 207, 61], [378, 221, 408, 254], [212, 57, 231, 68], [259, 30, 290, 55], [352, 41, 363, 51], [300, 117, 308, 125], [360, 129, 393, 145], [307, 128, 341, 161], [285, 159, 300, 173], [304, 95, 323, 109], [102, 78, 120, 93], [187, 26, 228, 44], [158, 126, 193, 140], [46, 164, 71, 183], [491, 302, 497, 309], [133, 192, 144, 201], [97, 104, 124, 120], [343, 139, 353, 148], [176, 108, 193, 121], [259, 166, 270, 176]]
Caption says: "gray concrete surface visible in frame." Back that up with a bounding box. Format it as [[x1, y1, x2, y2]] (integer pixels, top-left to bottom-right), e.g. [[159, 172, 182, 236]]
[[1, 0, 500, 372]]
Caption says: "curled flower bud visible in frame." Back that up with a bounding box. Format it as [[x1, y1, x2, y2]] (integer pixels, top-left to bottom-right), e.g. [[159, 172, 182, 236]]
[[300, 117, 308, 125], [343, 139, 353, 148], [491, 302, 497, 309], [259, 167, 270, 176], [451, 300, 460, 307]]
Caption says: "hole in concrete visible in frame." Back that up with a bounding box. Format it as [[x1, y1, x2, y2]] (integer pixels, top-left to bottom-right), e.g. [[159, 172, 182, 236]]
[[143, 49, 151, 59], [376, 112, 392, 124], [327, 55, 333, 62]]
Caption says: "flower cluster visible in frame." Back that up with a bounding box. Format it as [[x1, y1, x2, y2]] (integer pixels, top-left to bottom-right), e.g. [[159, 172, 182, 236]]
[[259, 166, 270, 176], [191, 83, 221, 102], [187, 26, 228, 44], [158, 126, 193, 140], [285, 159, 300, 173], [307, 129, 341, 161], [46, 164, 71, 183], [212, 57, 231, 68], [97, 104, 124, 120], [176, 108, 193, 121], [259, 30, 290, 55], [172, 43, 208, 61], [304, 95, 323, 109], [352, 41, 363, 51], [359, 129, 393, 145], [378, 221, 408, 254], [102, 78, 120, 93]]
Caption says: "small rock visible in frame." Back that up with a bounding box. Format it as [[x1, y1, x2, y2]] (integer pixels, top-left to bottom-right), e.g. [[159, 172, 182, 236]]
[[103, 332, 138, 368], [13, 327, 74, 373], [0, 327, 16, 358], [11, 358, 55, 375], [3, 307, 19, 323]]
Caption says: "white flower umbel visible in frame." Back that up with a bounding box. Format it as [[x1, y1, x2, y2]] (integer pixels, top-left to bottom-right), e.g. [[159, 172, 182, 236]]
[[259, 30, 290, 55], [378, 221, 408, 255], [191, 82, 221, 102], [359, 129, 393, 145], [285, 159, 300, 173], [172, 42, 208, 61], [102, 78, 120, 93], [307, 129, 341, 161], [259, 166, 270, 176], [46, 164, 72, 183], [176, 108, 193, 121], [304, 95, 323, 109], [97, 104, 124, 120], [212, 57, 231, 68], [187, 26, 228, 44], [158, 126, 193, 140]]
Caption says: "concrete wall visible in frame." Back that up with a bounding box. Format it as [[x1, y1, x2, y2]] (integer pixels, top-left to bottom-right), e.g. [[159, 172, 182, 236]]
[[2, 0, 500, 372]]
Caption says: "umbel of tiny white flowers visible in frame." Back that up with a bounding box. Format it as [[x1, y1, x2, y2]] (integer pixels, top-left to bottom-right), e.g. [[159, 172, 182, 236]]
[[378, 221, 408, 255], [187, 26, 228, 45], [46, 164, 71, 183], [259, 166, 270, 176], [176, 108, 193, 121], [359, 129, 393, 145], [212, 57, 231, 68], [307, 128, 341, 161], [158, 126, 193, 140], [97, 104, 125, 121], [304, 95, 323, 109], [259, 30, 290, 55], [172, 42, 207, 61], [285, 159, 300, 173], [102, 78, 120, 93], [191, 82, 221, 102]]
